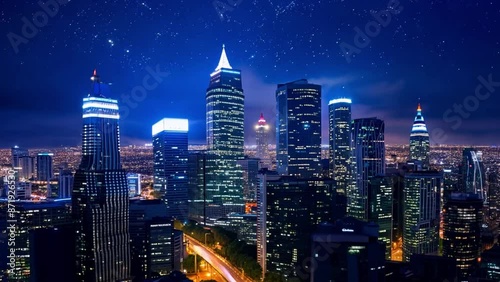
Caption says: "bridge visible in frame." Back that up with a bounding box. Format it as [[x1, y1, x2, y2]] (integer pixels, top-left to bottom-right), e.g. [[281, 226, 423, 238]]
[[184, 234, 254, 282]]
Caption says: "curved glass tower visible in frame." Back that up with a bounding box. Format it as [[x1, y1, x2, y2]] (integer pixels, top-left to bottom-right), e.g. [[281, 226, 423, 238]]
[[409, 103, 430, 169], [205, 45, 245, 221], [72, 70, 131, 281], [348, 118, 385, 221]]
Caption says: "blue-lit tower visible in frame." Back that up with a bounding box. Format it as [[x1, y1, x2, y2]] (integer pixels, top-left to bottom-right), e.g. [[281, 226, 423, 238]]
[[462, 148, 487, 203], [72, 70, 131, 281], [153, 118, 189, 220], [205, 45, 245, 221], [409, 103, 430, 169], [276, 79, 322, 178], [328, 98, 352, 219]]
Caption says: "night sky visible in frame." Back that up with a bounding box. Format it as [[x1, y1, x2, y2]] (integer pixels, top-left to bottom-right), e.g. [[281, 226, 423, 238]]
[[1, 0, 499, 148]]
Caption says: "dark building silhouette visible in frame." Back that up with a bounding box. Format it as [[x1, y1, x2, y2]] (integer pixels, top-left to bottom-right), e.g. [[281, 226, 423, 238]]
[[443, 193, 483, 280], [130, 199, 174, 281], [262, 176, 334, 280], [310, 218, 386, 282]]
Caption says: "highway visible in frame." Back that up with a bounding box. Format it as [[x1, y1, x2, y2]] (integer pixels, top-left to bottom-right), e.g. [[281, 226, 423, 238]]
[[184, 234, 253, 282]]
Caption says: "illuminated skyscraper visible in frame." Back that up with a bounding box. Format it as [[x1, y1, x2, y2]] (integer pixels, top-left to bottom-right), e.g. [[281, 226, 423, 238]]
[[368, 176, 393, 260], [72, 70, 131, 281], [58, 164, 73, 199], [409, 103, 430, 169], [18, 156, 35, 180], [205, 45, 245, 221], [348, 118, 385, 221], [443, 193, 483, 280], [276, 79, 321, 178], [403, 171, 442, 262], [255, 113, 270, 168], [153, 118, 189, 220], [328, 98, 352, 220], [462, 148, 487, 203], [36, 152, 53, 181]]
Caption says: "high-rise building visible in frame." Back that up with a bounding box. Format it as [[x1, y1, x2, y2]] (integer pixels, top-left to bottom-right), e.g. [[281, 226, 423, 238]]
[[72, 70, 131, 281], [257, 169, 279, 276], [187, 151, 207, 223], [5, 200, 72, 281], [276, 79, 322, 178], [153, 118, 189, 220], [403, 171, 442, 262], [443, 193, 483, 280], [255, 113, 271, 168], [205, 45, 245, 221], [18, 156, 34, 180], [328, 98, 352, 221], [36, 152, 53, 181], [237, 156, 260, 202], [408, 103, 430, 169], [127, 173, 142, 197], [11, 146, 28, 168], [462, 148, 487, 203], [214, 212, 257, 245], [479, 245, 500, 280], [368, 176, 393, 260], [487, 172, 500, 227], [129, 199, 174, 280], [310, 219, 386, 282], [58, 165, 73, 199], [263, 176, 334, 279], [348, 118, 385, 221]]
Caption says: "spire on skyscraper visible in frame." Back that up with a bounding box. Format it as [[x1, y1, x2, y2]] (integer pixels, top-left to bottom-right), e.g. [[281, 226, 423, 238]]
[[411, 103, 428, 134], [258, 113, 266, 126], [89, 69, 102, 97], [214, 44, 232, 71]]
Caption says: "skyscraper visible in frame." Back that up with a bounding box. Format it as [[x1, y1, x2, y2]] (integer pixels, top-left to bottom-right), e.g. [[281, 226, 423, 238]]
[[127, 173, 141, 197], [205, 45, 245, 221], [348, 118, 385, 221], [328, 98, 352, 220], [263, 176, 334, 279], [36, 152, 53, 181], [58, 165, 73, 198], [368, 175, 393, 260], [129, 199, 174, 280], [255, 113, 270, 168], [462, 148, 487, 203], [18, 155, 35, 180], [187, 150, 207, 223], [153, 118, 189, 220], [72, 70, 131, 281], [276, 79, 321, 178], [11, 145, 28, 168], [236, 156, 260, 202], [403, 171, 442, 262], [409, 103, 430, 169], [443, 193, 483, 280]]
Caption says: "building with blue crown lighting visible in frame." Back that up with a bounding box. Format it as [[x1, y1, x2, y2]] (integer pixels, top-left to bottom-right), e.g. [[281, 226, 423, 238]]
[[72, 70, 131, 281], [409, 103, 430, 169], [153, 118, 189, 220]]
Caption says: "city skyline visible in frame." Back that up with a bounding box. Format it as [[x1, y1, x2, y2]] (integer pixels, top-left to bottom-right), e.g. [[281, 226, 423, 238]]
[[2, 1, 499, 147]]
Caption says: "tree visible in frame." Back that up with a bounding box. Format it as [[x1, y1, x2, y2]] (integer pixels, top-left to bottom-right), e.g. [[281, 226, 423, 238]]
[[264, 271, 285, 282]]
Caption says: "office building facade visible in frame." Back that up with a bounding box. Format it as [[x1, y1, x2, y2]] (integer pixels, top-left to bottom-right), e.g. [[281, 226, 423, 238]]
[[36, 152, 53, 181], [348, 118, 385, 221], [153, 118, 189, 220], [276, 79, 321, 178]]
